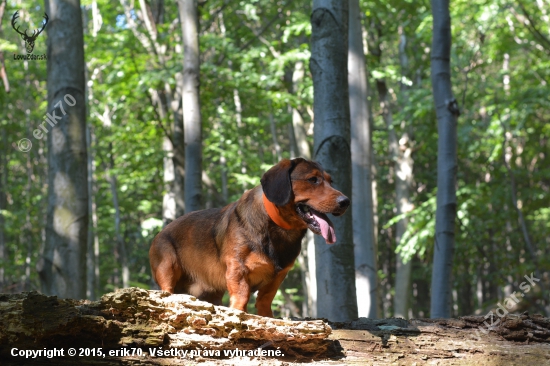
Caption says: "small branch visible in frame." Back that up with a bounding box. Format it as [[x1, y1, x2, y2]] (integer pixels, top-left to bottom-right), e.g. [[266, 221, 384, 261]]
[[512, 2, 550, 52]]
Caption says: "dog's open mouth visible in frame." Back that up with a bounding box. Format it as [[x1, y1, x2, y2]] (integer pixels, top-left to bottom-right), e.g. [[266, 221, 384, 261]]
[[296, 203, 336, 244]]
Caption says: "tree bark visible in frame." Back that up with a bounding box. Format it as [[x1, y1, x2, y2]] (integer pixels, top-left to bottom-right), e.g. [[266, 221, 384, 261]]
[[268, 100, 282, 162], [310, 0, 357, 321], [170, 74, 186, 218], [85, 115, 96, 300], [162, 136, 178, 225], [0, 130, 6, 291], [0, 0, 10, 93], [179, 0, 203, 213], [393, 29, 414, 319], [0, 288, 334, 363], [106, 149, 129, 290], [39, 0, 88, 299], [84, 62, 99, 300], [287, 60, 316, 317], [348, 0, 378, 319], [233, 88, 247, 189], [291, 61, 311, 159], [1, 288, 548, 365], [430, 0, 459, 319]]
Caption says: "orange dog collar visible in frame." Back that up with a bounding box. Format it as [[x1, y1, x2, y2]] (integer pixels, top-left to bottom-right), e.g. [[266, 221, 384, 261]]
[[262, 193, 293, 230]]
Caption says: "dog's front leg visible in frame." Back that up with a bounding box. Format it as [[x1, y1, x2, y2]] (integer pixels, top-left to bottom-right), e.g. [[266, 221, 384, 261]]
[[225, 260, 251, 312], [255, 263, 294, 317]]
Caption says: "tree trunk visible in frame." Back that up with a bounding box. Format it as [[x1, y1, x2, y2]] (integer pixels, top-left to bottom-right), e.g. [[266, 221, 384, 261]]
[[348, 0, 378, 319], [0, 130, 6, 291], [87, 125, 100, 298], [268, 100, 282, 162], [0, 6, 7, 291], [0, 0, 9, 93], [287, 60, 316, 317], [310, 0, 357, 321], [393, 29, 414, 319], [171, 74, 186, 218], [21, 62, 33, 292], [1, 288, 548, 365], [84, 56, 99, 300], [233, 88, 247, 188], [179, 0, 203, 213], [39, 0, 88, 299], [162, 136, 177, 225], [106, 149, 129, 290], [85, 73, 96, 300], [430, 0, 459, 318], [291, 61, 311, 159]]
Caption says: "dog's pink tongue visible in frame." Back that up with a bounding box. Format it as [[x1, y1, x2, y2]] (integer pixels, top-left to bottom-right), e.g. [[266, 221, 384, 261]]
[[312, 212, 336, 244]]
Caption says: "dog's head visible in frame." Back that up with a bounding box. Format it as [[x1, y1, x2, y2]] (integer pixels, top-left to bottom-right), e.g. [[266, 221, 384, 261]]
[[260, 158, 350, 244]]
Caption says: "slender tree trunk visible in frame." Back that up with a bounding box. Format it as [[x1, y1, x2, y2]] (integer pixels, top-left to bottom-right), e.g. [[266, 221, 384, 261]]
[[310, 0, 357, 321], [376, 79, 397, 317], [362, 25, 379, 316], [87, 126, 100, 298], [233, 88, 247, 188], [371, 156, 381, 316], [289, 114, 298, 159], [106, 146, 129, 289], [84, 55, 97, 300], [84, 89, 103, 295], [393, 29, 414, 319], [348, 0, 378, 319], [90, 0, 102, 37], [153, 87, 174, 226], [85, 123, 96, 300], [179, 0, 203, 213], [0, 0, 10, 93], [0, 53, 7, 93], [162, 136, 177, 225], [268, 100, 282, 162], [0, 130, 6, 291], [170, 75, 185, 218], [91, 173, 100, 296], [23, 65, 33, 291], [291, 61, 311, 159], [287, 61, 316, 317], [430, 0, 459, 318], [220, 154, 228, 203], [39, 0, 88, 299]]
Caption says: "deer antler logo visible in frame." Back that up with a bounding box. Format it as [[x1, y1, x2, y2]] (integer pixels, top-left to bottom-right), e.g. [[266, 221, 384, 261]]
[[11, 11, 48, 54]]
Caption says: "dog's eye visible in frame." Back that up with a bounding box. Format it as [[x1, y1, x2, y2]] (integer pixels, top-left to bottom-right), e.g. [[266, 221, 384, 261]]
[[308, 177, 319, 184]]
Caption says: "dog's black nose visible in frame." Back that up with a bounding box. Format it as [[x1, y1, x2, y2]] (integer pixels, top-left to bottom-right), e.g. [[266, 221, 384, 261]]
[[337, 196, 350, 209]]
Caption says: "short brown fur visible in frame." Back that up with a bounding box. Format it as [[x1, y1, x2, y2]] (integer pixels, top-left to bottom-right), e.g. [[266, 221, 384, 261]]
[[149, 158, 349, 317]]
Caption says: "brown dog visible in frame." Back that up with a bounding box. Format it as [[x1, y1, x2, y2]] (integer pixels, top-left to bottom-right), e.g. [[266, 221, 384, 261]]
[[149, 158, 350, 317]]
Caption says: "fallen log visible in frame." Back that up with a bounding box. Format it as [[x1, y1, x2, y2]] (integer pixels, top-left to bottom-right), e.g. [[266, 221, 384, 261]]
[[0, 287, 333, 364], [329, 314, 550, 365], [0, 287, 548, 365]]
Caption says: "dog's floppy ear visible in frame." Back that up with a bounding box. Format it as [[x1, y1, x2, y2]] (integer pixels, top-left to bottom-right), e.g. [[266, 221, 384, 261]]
[[261, 159, 297, 206]]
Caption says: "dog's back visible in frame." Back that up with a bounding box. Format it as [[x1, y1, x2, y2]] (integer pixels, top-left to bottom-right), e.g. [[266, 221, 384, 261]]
[[149, 206, 229, 301]]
